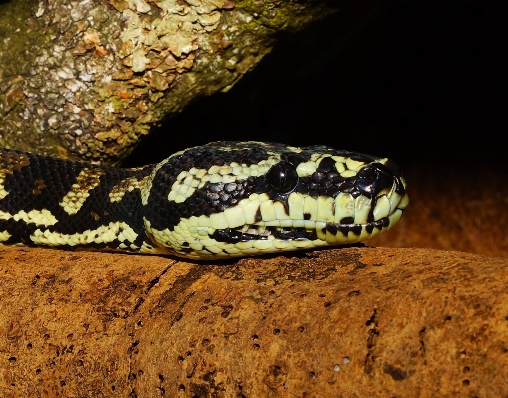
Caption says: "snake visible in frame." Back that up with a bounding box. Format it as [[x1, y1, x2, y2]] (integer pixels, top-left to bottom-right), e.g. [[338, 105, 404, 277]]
[[0, 141, 408, 259]]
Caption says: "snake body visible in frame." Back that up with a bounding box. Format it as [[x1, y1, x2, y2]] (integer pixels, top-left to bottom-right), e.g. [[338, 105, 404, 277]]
[[0, 142, 408, 259]]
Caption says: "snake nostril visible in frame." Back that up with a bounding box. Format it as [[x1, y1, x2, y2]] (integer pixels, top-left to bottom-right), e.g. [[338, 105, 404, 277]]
[[357, 166, 379, 184], [355, 162, 396, 197]]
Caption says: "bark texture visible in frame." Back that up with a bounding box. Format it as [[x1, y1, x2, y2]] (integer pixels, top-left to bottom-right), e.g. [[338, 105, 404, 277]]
[[0, 0, 333, 164], [0, 245, 506, 396]]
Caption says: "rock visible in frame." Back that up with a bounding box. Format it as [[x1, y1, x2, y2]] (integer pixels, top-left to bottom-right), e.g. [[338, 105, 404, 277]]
[[0, 246, 506, 396]]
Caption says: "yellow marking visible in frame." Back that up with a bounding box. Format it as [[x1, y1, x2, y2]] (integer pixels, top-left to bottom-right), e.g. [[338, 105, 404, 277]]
[[273, 201, 290, 220], [291, 220, 305, 228], [315, 221, 326, 240], [296, 155, 351, 177], [345, 158, 365, 171], [188, 216, 199, 227], [206, 245, 222, 254], [224, 247, 241, 254], [197, 215, 211, 227], [260, 200, 276, 222], [302, 196, 318, 221], [398, 191, 409, 210], [353, 195, 372, 224], [239, 198, 260, 224], [331, 155, 346, 163], [334, 193, 355, 223], [390, 209, 403, 225], [279, 219, 294, 228], [310, 153, 322, 162], [273, 240, 291, 249], [316, 196, 335, 222], [0, 152, 30, 200], [235, 240, 254, 250], [60, 168, 105, 215], [169, 157, 280, 203], [388, 192, 401, 214], [296, 161, 317, 177], [0, 230, 11, 242], [219, 166, 232, 175], [210, 213, 228, 229], [333, 159, 346, 173], [340, 170, 357, 178], [358, 225, 373, 241], [372, 195, 391, 220], [209, 174, 222, 184], [109, 175, 151, 203], [223, 206, 246, 229], [127, 165, 151, 172], [290, 240, 313, 248], [31, 221, 137, 247], [0, 209, 57, 226]]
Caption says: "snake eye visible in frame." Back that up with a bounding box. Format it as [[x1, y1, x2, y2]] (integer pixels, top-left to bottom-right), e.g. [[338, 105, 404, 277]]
[[266, 161, 299, 193]]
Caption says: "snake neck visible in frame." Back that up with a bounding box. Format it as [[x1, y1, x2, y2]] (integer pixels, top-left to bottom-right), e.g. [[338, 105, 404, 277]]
[[0, 149, 159, 252]]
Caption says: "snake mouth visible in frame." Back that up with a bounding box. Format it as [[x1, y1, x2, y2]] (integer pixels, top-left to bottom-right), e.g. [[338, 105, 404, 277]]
[[212, 224, 319, 242], [210, 175, 409, 246]]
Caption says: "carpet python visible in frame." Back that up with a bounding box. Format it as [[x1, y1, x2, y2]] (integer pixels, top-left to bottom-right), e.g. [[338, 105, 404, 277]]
[[0, 142, 408, 259]]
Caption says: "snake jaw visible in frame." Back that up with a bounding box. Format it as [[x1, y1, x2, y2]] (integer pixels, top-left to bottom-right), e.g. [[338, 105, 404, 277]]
[[208, 175, 408, 247]]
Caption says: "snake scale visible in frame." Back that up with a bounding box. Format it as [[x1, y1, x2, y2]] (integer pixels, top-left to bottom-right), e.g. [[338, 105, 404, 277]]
[[0, 141, 408, 259]]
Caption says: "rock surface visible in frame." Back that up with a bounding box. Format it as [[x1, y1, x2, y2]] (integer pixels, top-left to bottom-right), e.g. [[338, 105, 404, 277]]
[[0, 245, 506, 396]]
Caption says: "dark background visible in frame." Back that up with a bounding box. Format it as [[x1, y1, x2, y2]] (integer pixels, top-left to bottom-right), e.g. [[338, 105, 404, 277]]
[[125, 1, 508, 169]]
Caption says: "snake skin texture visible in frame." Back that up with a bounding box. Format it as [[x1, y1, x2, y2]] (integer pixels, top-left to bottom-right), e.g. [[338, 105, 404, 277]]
[[0, 142, 408, 259]]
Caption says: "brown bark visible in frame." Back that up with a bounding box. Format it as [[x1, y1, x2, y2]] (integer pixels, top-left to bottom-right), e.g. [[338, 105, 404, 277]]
[[0, 0, 335, 165], [0, 245, 506, 396]]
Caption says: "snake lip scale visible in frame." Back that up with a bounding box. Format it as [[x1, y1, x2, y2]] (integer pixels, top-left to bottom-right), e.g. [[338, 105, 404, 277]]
[[0, 141, 408, 259]]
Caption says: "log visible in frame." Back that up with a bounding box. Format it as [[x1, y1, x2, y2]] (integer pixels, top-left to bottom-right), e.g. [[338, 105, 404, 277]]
[[0, 246, 506, 396]]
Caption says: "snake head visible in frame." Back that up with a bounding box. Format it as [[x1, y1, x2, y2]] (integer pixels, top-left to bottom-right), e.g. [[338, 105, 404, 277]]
[[142, 142, 408, 259]]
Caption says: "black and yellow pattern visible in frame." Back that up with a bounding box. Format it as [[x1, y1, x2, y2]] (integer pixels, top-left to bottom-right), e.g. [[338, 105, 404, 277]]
[[0, 142, 408, 259]]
